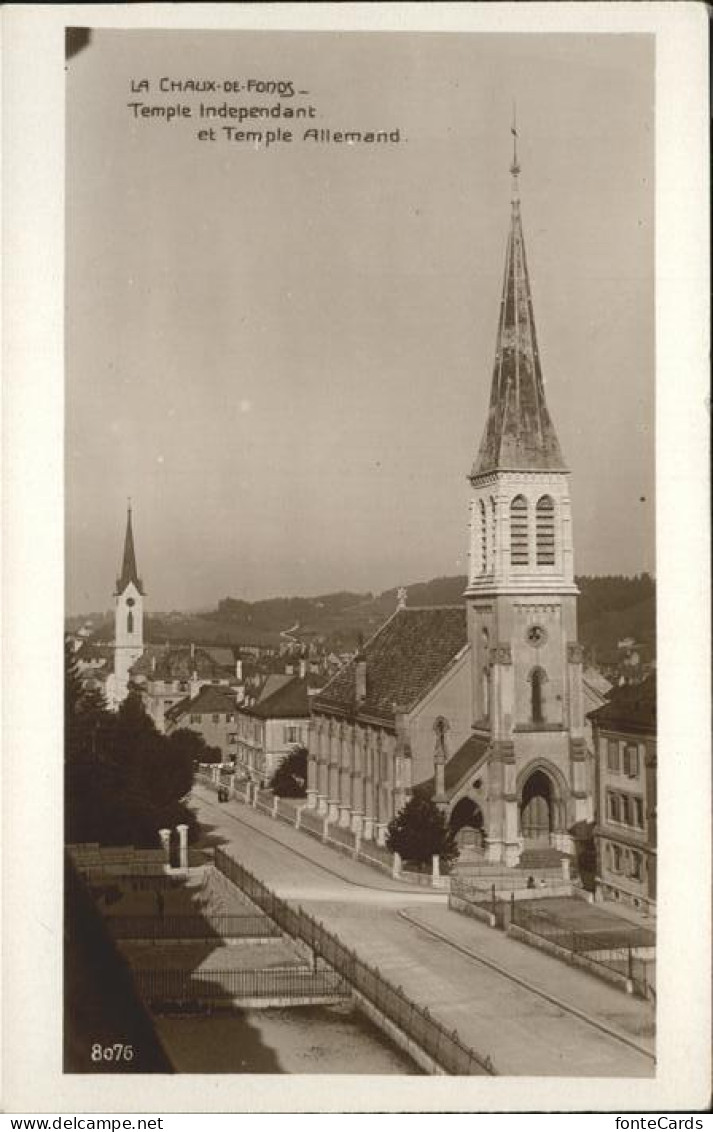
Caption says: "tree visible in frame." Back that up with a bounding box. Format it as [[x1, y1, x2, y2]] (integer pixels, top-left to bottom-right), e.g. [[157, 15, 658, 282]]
[[270, 746, 308, 798], [386, 795, 459, 871]]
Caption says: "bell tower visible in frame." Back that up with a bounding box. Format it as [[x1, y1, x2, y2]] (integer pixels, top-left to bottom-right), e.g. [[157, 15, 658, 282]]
[[111, 503, 145, 706], [466, 130, 592, 866]]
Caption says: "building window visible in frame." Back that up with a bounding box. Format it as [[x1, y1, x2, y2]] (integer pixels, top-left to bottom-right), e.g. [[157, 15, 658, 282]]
[[190, 714, 201, 724], [536, 496, 556, 565], [607, 739, 620, 772], [479, 500, 487, 573], [612, 844, 622, 873], [490, 497, 497, 572], [482, 668, 490, 721], [530, 667, 546, 724], [634, 797, 644, 828], [624, 744, 640, 778], [510, 495, 529, 565], [630, 851, 643, 881], [228, 734, 237, 745], [620, 795, 629, 824], [608, 792, 620, 822], [127, 611, 134, 634], [285, 725, 299, 744], [226, 713, 235, 722]]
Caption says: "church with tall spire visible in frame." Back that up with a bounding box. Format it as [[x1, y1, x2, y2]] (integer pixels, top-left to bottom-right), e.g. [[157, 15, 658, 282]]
[[306, 128, 597, 862], [463, 128, 592, 864], [106, 504, 145, 709]]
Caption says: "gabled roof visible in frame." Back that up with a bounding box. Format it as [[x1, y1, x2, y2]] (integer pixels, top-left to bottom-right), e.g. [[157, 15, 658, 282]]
[[131, 645, 233, 681], [471, 162, 566, 478], [587, 676, 656, 735], [258, 674, 294, 703], [312, 607, 468, 726], [414, 733, 490, 799], [116, 506, 145, 595], [167, 685, 237, 722], [241, 676, 311, 720]]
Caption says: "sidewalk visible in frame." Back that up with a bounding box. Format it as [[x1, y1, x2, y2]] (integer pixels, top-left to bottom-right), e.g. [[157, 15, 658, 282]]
[[402, 904, 655, 1051]]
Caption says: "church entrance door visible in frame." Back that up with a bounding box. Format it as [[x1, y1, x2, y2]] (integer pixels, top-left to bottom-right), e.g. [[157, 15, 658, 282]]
[[520, 769, 554, 843], [450, 796, 485, 853]]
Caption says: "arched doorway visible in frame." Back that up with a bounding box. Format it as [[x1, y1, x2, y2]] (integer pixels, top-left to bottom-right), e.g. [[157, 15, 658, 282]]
[[520, 769, 554, 842], [450, 796, 485, 853]]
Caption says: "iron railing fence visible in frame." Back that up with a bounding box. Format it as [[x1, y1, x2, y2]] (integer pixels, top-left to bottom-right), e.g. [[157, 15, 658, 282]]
[[450, 878, 510, 928], [134, 965, 349, 1006], [214, 846, 496, 1076], [106, 913, 282, 941], [512, 903, 655, 997]]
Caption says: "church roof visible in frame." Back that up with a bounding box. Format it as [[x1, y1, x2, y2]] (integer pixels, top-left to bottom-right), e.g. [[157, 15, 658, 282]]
[[116, 506, 144, 595], [413, 732, 490, 799], [166, 684, 237, 722], [312, 607, 468, 726], [471, 146, 567, 477]]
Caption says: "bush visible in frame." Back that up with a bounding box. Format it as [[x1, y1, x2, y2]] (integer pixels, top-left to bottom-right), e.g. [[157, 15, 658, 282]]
[[386, 795, 459, 870], [270, 746, 308, 798]]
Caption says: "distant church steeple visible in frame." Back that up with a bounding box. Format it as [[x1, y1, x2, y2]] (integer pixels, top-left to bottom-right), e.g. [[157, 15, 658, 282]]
[[109, 502, 145, 708], [116, 503, 144, 595]]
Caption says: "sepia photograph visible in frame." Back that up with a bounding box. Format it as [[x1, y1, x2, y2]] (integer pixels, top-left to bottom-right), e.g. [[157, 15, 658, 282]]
[[64, 26, 658, 1080], [2, 1, 710, 1118]]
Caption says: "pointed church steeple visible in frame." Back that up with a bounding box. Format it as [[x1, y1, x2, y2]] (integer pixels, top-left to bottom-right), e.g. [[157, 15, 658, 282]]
[[116, 503, 144, 595], [471, 129, 566, 478]]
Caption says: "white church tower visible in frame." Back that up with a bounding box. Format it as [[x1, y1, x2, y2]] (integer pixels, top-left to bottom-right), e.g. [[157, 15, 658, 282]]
[[465, 133, 593, 866], [108, 504, 145, 708]]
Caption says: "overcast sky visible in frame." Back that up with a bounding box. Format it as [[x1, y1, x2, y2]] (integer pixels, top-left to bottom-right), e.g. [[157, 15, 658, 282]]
[[66, 30, 654, 614]]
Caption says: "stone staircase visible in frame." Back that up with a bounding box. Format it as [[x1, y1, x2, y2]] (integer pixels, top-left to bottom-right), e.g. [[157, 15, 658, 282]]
[[518, 846, 570, 871]]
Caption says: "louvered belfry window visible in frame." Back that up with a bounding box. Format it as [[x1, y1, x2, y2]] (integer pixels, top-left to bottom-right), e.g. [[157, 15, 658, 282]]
[[510, 495, 529, 565], [479, 499, 487, 573], [536, 495, 556, 565]]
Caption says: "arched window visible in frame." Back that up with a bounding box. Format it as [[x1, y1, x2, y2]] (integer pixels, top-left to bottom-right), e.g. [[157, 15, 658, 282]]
[[479, 500, 487, 573], [510, 495, 529, 565], [536, 495, 556, 565], [127, 611, 134, 634], [482, 668, 490, 720], [530, 667, 547, 723]]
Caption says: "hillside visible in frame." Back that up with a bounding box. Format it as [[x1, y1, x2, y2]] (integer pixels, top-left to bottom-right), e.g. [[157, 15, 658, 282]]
[[71, 574, 655, 662]]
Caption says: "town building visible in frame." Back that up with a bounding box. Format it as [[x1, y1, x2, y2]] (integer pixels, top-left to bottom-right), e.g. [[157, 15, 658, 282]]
[[235, 676, 311, 786], [588, 677, 657, 912], [307, 138, 595, 861], [165, 684, 240, 763], [105, 506, 145, 709], [130, 643, 239, 732]]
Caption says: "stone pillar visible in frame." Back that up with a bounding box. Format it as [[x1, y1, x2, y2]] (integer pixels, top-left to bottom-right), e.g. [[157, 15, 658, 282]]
[[295, 807, 302, 830], [307, 754, 318, 808], [176, 824, 188, 870], [338, 803, 351, 828], [432, 854, 440, 883], [252, 786, 258, 809], [350, 810, 363, 835], [322, 815, 330, 842], [561, 857, 571, 881], [272, 796, 279, 820], [317, 794, 328, 815], [375, 823, 387, 847], [392, 851, 402, 879], [327, 799, 339, 823], [354, 831, 362, 857], [158, 828, 171, 865], [362, 816, 374, 841]]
